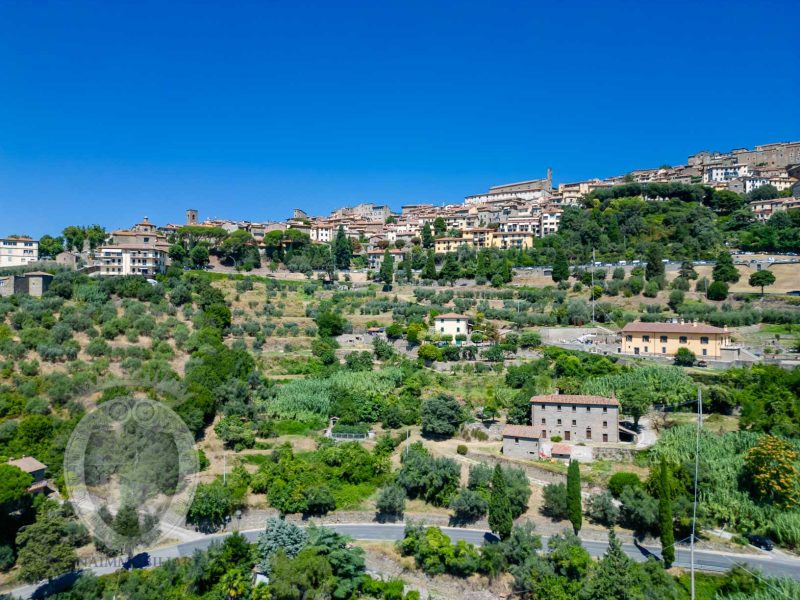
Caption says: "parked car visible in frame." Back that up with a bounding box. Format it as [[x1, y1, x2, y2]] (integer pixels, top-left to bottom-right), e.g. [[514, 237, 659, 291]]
[[747, 535, 774, 551], [696, 360, 708, 368]]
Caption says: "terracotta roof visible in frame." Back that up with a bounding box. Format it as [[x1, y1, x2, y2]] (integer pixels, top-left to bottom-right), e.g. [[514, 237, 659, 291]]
[[23, 271, 53, 277], [531, 394, 619, 407], [551, 443, 573, 455], [622, 321, 726, 335], [435, 313, 469, 320], [8, 456, 47, 473], [503, 425, 539, 439]]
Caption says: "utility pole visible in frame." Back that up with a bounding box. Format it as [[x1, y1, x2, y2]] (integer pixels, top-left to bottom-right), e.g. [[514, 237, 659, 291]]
[[591, 248, 596, 324], [690, 387, 703, 600]]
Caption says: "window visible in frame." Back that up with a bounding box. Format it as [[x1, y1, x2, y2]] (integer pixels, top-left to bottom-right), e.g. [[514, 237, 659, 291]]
[[603, 421, 607, 427], [571, 406, 576, 412], [586, 406, 590, 412], [602, 407, 608, 414], [679, 336, 688, 344], [703, 349, 707, 356], [541, 418, 546, 425], [557, 419, 562, 426], [660, 336, 668, 343], [571, 420, 576, 426], [556, 405, 561, 411], [662, 346, 667, 354], [626, 335, 632, 342], [586, 428, 592, 440], [603, 433, 608, 442], [514, 438, 519, 444], [541, 429, 546, 437], [644, 347, 648, 353], [541, 404, 546, 410], [700, 337, 709, 344], [643, 335, 650, 342]]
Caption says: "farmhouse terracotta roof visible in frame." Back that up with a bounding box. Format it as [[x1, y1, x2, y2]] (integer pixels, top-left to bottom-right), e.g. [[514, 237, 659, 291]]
[[530, 394, 619, 407], [8, 456, 47, 473], [551, 443, 573, 455], [435, 313, 469, 320], [621, 321, 727, 335], [23, 271, 52, 277], [503, 425, 539, 439]]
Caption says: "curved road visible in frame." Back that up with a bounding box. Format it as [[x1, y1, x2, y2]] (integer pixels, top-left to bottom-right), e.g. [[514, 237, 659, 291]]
[[7, 523, 800, 599]]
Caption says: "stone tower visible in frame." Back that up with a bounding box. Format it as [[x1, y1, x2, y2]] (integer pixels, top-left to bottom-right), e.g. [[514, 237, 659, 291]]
[[186, 209, 198, 226]]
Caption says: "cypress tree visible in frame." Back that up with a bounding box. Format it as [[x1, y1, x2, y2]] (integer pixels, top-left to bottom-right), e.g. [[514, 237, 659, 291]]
[[421, 249, 437, 280], [333, 226, 351, 270], [488, 465, 513, 540], [378, 250, 394, 286], [403, 252, 413, 282], [421, 222, 434, 248], [566, 459, 582, 535], [659, 458, 675, 568], [552, 250, 569, 283]]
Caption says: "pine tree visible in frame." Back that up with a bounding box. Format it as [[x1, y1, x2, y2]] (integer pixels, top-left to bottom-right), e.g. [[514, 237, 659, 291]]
[[552, 250, 569, 283], [582, 528, 637, 598], [658, 458, 675, 568], [488, 465, 513, 540], [422, 249, 437, 280], [566, 460, 582, 535], [421, 222, 434, 248], [333, 226, 352, 270]]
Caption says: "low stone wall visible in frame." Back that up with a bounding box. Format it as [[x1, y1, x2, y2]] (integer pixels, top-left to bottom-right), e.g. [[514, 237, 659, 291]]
[[592, 446, 638, 462], [466, 451, 567, 485]]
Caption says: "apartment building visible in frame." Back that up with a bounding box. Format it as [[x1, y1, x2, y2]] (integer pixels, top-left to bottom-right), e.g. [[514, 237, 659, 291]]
[[95, 217, 168, 276], [620, 320, 731, 358], [434, 237, 466, 254], [703, 164, 751, 183], [749, 196, 800, 222], [728, 175, 798, 195], [531, 392, 620, 444], [0, 236, 39, 267]]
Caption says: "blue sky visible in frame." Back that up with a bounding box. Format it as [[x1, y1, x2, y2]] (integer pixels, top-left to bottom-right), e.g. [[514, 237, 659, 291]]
[[1, 0, 799, 237]]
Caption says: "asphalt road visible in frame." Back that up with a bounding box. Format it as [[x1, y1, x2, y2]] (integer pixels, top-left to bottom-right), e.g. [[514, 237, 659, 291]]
[[7, 523, 800, 599]]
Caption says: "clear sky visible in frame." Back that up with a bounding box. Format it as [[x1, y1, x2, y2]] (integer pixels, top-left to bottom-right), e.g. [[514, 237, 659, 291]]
[[1, 0, 799, 237]]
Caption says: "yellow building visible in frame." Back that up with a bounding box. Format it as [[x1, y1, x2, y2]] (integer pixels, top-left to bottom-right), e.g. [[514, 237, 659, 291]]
[[434, 237, 467, 254], [620, 321, 731, 358]]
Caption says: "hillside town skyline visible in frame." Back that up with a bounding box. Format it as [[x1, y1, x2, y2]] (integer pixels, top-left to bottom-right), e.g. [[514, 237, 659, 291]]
[[6, 139, 800, 240]]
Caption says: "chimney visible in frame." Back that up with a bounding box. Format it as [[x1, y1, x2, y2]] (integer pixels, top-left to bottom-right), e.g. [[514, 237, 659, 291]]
[[692, 320, 697, 327], [554, 389, 560, 396]]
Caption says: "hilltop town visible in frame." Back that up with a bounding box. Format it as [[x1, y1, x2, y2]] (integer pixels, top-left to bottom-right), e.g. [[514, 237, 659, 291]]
[[2, 139, 800, 600]]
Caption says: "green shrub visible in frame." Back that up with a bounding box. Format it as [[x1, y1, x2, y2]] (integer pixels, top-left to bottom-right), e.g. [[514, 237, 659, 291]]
[[608, 472, 642, 498]]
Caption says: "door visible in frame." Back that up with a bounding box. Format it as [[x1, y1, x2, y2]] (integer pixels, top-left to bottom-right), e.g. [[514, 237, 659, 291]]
[[565, 431, 571, 441]]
